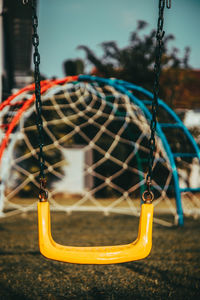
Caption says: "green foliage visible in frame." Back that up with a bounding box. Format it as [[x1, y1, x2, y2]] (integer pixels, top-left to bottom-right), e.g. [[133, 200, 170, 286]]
[[78, 20, 191, 98]]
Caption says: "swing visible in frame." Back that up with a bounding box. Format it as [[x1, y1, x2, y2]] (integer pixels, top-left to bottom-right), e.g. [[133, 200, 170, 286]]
[[28, 0, 170, 264]]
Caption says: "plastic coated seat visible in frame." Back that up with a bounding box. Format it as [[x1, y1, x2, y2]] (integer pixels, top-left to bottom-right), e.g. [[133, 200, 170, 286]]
[[38, 202, 153, 264]]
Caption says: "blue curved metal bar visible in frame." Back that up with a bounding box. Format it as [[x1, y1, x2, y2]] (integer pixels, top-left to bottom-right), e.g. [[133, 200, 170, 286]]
[[78, 75, 200, 226], [180, 187, 200, 193]]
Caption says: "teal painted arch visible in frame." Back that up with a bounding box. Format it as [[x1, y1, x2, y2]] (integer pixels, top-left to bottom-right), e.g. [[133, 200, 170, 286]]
[[79, 75, 200, 226]]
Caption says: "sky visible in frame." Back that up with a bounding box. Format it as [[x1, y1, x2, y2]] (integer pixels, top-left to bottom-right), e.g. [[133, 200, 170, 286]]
[[37, 0, 200, 79]]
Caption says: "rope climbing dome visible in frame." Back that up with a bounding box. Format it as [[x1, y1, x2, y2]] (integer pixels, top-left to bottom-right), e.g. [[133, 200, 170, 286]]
[[1, 76, 199, 224]]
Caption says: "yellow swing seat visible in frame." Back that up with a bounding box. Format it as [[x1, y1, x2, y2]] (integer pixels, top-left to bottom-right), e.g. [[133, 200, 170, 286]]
[[38, 201, 153, 264]]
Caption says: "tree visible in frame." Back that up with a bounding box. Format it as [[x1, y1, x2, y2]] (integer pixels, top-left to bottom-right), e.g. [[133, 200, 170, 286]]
[[78, 20, 192, 108]]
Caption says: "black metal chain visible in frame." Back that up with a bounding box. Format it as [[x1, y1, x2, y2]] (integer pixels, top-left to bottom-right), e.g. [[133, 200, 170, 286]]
[[31, 0, 48, 201], [142, 0, 171, 203]]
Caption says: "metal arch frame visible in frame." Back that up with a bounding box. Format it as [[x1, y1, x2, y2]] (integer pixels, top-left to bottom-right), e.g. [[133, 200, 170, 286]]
[[2, 75, 199, 226], [79, 75, 200, 226], [79, 75, 183, 226]]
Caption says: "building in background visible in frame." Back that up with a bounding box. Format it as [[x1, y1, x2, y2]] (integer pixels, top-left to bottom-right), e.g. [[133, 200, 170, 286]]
[[1, 0, 34, 101]]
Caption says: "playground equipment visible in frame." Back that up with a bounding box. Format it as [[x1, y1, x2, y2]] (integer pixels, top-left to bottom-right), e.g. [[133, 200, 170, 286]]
[[1, 75, 200, 223], [0, 0, 200, 263]]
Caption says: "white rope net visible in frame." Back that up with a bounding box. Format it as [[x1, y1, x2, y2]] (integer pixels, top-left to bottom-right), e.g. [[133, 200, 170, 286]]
[[0, 78, 199, 225]]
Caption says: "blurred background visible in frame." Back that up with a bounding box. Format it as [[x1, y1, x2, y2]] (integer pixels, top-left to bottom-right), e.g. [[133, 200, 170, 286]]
[[1, 0, 200, 107]]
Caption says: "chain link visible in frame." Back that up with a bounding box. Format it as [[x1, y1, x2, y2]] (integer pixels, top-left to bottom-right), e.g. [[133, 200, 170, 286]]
[[143, 0, 170, 202], [31, 0, 47, 200], [166, 0, 171, 9]]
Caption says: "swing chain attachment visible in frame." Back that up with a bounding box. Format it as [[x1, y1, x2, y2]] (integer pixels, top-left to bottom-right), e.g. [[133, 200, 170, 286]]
[[39, 178, 48, 202], [142, 177, 154, 203], [22, 0, 29, 4]]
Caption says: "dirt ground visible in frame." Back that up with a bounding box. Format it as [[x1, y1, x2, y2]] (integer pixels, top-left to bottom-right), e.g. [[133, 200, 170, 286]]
[[0, 210, 200, 300]]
